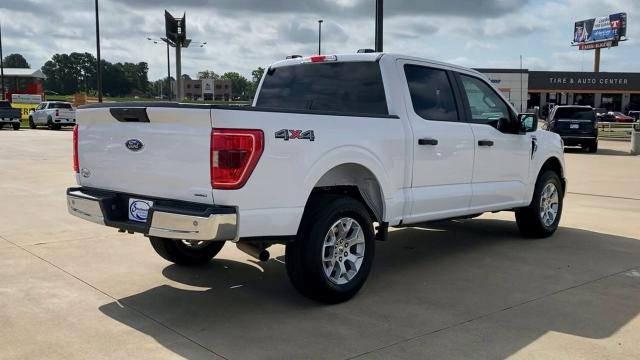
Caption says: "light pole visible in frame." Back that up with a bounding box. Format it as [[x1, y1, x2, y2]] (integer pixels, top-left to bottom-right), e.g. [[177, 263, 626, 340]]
[[148, 37, 173, 100], [375, 0, 383, 52], [0, 21, 5, 101], [318, 20, 323, 55], [95, 0, 102, 102]]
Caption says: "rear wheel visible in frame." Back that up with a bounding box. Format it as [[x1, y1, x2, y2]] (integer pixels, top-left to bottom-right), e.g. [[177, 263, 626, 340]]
[[29, 117, 36, 129], [149, 237, 225, 266], [12, 123, 20, 131], [286, 195, 375, 304], [515, 170, 563, 238], [586, 140, 598, 153]]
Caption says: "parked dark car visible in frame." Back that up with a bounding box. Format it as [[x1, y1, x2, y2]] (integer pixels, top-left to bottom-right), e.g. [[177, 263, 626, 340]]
[[0, 101, 22, 131], [544, 105, 598, 153]]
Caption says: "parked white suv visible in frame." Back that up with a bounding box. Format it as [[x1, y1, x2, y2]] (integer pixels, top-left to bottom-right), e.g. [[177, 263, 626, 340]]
[[29, 101, 76, 130], [67, 53, 566, 303]]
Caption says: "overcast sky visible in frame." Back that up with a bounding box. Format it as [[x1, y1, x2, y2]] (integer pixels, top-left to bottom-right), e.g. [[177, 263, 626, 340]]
[[1, 0, 638, 80]]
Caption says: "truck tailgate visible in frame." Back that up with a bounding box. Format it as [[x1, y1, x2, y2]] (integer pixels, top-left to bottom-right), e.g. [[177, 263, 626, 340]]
[[77, 106, 214, 204]]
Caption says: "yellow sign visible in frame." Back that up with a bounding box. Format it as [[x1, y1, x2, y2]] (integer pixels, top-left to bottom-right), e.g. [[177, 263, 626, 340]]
[[12, 103, 38, 121]]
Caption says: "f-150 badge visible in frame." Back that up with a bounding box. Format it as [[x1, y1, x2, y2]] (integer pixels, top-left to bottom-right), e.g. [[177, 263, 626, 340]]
[[275, 129, 315, 141]]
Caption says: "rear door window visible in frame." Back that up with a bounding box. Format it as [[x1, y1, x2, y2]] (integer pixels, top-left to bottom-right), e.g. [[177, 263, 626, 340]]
[[256, 62, 389, 116], [404, 65, 459, 122]]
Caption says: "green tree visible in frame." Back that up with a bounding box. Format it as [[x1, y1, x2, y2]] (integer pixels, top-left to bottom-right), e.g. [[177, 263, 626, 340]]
[[251, 67, 265, 84], [249, 67, 265, 97], [221, 71, 250, 100], [3, 53, 30, 68], [41, 53, 149, 97], [198, 70, 220, 80]]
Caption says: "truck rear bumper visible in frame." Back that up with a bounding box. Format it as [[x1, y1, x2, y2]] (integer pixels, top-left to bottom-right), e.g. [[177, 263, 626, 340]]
[[67, 187, 237, 242]]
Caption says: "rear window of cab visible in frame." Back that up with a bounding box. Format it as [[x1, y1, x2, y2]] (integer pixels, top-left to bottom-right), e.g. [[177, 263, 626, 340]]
[[256, 62, 389, 116]]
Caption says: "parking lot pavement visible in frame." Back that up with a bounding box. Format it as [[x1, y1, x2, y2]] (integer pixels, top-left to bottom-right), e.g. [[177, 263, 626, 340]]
[[1, 129, 639, 360]]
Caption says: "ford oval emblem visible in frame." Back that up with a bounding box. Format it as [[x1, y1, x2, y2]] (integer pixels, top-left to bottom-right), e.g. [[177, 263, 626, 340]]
[[125, 139, 144, 152]]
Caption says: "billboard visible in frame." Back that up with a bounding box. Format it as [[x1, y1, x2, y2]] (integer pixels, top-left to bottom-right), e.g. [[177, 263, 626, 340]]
[[573, 12, 627, 49]]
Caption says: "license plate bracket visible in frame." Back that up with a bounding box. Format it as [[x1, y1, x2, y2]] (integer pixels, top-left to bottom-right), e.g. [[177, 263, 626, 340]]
[[128, 198, 154, 222]]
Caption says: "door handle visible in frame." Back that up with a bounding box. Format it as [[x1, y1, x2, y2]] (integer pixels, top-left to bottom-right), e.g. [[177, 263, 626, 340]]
[[478, 140, 494, 147], [418, 138, 438, 146]]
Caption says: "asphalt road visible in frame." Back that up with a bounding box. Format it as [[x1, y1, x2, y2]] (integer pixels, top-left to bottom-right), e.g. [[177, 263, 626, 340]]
[[1, 129, 639, 360]]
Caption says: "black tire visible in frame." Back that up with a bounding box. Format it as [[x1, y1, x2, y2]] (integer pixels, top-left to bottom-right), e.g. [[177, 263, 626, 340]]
[[515, 170, 564, 238], [149, 237, 225, 266], [13, 123, 20, 131], [286, 195, 375, 304], [29, 117, 36, 129], [587, 140, 598, 153]]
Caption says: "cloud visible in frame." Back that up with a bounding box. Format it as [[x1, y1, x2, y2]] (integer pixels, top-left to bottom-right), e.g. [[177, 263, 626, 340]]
[[1, 0, 639, 84]]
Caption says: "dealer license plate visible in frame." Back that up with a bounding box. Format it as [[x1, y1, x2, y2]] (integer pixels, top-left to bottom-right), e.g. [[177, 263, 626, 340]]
[[128, 198, 154, 222], [570, 124, 579, 129]]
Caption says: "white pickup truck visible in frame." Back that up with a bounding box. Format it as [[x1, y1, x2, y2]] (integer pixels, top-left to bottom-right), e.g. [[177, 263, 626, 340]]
[[29, 101, 76, 130], [67, 53, 566, 303]]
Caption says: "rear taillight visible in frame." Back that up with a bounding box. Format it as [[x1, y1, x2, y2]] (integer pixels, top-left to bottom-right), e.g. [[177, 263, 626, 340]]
[[56, 109, 59, 117], [211, 128, 264, 190], [73, 125, 79, 173]]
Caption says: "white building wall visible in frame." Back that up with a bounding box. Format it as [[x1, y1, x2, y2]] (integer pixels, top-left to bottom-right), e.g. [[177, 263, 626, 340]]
[[482, 72, 529, 113]]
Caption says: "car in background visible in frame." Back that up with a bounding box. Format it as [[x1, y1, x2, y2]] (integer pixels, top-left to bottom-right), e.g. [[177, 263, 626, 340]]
[[609, 112, 635, 123], [29, 101, 76, 130], [626, 110, 640, 121], [544, 105, 598, 153], [0, 100, 22, 131]]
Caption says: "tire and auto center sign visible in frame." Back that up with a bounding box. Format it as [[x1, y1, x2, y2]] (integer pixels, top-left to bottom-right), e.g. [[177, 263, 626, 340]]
[[529, 72, 640, 91]]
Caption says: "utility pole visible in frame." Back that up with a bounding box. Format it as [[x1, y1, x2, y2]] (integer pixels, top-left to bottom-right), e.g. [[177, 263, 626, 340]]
[[318, 20, 323, 55], [375, 0, 383, 52], [0, 24, 5, 100], [520, 55, 524, 112], [95, 0, 103, 102], [165, 39, 171, 100], [0, 22, 5, 101], [176, 42, 182, 100]]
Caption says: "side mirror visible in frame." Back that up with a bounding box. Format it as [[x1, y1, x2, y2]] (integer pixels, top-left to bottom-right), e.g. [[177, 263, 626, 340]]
[[518, 113, 537, 133]]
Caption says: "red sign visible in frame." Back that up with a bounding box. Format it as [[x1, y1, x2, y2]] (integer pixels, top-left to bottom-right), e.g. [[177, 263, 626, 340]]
[[579, 41, 615, 50]]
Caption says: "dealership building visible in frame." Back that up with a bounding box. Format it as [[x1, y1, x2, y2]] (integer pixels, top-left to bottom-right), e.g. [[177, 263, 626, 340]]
[[477, 69, 640, 112]]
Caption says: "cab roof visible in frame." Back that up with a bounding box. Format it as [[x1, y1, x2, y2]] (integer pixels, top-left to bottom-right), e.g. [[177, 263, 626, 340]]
[[270, 52, 485, 78]]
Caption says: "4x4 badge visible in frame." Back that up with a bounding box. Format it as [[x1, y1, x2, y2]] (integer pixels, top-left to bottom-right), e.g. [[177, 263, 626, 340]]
[[275, 129, 315, 141]]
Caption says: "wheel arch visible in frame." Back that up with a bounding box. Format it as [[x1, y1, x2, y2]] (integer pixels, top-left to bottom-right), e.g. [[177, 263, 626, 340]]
[[538, 156, 566, 194], [308, 163, 386, 224]]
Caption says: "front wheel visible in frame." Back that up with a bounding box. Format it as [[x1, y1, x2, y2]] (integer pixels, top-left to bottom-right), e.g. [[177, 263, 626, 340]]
[[515, 171, 563, 238], [149, 237, 225, 266], [286, 195, 375, 304], [29, 117, 37, 129]]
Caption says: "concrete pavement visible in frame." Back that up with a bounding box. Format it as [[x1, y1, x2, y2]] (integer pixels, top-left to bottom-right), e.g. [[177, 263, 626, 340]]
[[1, 129, 639, 359]]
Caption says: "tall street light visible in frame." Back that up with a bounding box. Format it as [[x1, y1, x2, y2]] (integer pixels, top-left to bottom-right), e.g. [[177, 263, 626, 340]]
[[95, 0, 103, 102], [375, 0, 383, 52], [318, 20, 323, 55], [148, 37, 173, 100], [0, 21, 5, 101]]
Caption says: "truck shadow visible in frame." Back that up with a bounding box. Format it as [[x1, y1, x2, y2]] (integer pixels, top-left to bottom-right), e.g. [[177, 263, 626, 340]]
[[99, 219, 640, 359]]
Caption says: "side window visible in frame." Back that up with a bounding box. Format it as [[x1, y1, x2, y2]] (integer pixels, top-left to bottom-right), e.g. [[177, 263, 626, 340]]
[[404, 65, 458, 122], [460, 75, 513, 129]]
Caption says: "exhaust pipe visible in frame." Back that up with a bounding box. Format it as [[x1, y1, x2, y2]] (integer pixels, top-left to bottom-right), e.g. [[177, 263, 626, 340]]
[[236, 242, 270, 262]]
